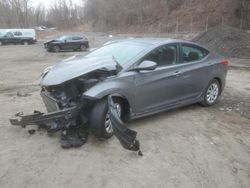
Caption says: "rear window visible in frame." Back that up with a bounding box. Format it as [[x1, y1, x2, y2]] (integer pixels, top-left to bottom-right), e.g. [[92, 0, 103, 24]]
[[181, 44, 209, 63]]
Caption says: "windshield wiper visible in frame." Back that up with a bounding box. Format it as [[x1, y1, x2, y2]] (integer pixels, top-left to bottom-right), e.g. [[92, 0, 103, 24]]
[[112, 55, 122, 72]]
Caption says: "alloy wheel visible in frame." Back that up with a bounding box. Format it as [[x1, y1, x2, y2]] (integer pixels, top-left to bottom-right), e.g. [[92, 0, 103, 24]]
[[206, 83, 219, 104], [105, 103, 121, 134]]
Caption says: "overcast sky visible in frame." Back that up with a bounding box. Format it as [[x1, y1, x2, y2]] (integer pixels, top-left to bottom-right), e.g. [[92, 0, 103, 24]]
[[31, 0, 83, 9]]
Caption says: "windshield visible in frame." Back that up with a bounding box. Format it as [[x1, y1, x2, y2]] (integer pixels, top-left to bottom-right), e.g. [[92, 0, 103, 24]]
[[86, 41, 149, 65], [58, 36, 69, 40]]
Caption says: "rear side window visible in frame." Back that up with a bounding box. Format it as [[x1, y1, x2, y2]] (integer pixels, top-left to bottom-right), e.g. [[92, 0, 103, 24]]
[[14, 31, 22, 36], [181, 44, 209, 63]]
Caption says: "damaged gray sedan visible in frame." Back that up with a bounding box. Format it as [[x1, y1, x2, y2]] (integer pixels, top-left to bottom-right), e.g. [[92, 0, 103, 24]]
[[10, 38, 228, 150]]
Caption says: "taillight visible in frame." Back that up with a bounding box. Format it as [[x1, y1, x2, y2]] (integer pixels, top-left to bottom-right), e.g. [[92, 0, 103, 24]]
[[220, 59, 229, 65]]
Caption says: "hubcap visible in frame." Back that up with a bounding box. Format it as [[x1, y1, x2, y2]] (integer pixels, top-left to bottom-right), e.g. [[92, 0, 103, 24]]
[[206, 83, 219, 104], [105, 103, 121, 134]]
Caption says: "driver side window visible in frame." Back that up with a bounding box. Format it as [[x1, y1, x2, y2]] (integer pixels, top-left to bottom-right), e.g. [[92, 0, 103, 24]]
[[5, 32, 14, 38], [143, 44, 177, 67]]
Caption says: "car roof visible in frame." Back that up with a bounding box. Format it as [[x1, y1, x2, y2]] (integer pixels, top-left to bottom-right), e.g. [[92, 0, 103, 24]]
[[61, 35, 84, 38], [105, 37, 209, 51], [106, 37, 191, 45]]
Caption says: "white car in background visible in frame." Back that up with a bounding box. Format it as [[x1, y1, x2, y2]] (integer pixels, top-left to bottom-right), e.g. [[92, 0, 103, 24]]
[[0, 29, 36, 45]]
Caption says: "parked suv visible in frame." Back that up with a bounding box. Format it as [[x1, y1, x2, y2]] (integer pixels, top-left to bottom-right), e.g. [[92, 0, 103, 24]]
[[44, 35, 89, 52]]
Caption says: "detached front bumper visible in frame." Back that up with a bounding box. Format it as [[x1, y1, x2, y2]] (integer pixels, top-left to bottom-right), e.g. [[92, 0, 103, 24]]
[[10, 106, 79, 128], [44, 43, 52, 50]]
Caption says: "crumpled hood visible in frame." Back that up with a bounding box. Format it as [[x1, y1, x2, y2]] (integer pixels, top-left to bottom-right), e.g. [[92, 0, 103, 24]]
[[44, 39, 60, 44], [41, 56, 117, 86]]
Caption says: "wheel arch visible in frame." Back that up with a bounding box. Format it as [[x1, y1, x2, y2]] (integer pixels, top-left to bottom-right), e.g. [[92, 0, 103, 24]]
[[83, 91, 132, 122], [213, 77, 222, 94], [102, 93, 131, 122]]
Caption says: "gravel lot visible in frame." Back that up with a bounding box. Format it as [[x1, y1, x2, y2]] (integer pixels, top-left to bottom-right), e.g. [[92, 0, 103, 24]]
[[0, 38, 249, 188]]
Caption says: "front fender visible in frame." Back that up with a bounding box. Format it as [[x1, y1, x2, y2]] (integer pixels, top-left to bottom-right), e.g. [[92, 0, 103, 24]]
[[82, 80, 135, 108]]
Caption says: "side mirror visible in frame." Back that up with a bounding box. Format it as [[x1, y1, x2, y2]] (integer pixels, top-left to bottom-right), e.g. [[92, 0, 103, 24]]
[[131, 61, 157, 72]]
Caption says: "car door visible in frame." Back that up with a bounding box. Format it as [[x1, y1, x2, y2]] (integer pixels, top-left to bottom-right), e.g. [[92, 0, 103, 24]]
[[4, 32, 16, 44], [134, 44, 185, 113], [172, 43, 212, 101], [72, 36, 82, 49], [62, 36, 73, 50], [13, 31, 22, 44]]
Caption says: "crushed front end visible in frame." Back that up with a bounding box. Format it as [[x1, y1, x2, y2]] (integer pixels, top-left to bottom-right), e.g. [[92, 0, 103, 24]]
[[9, 55, 142, 152], [9, 68, 115, 148]]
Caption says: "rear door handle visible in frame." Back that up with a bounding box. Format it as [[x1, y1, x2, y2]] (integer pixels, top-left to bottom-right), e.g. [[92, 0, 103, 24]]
[[172, 71, 182, 77]]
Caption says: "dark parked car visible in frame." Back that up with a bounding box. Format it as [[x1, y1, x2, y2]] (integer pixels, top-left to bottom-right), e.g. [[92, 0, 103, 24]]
[[0, 31, 36, 45], [44, 35, 89, 52], [11, 38, 228, 147]]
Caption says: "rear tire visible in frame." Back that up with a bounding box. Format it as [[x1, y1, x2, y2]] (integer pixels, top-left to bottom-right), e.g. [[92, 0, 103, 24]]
[[53, 45, 60, 52], [0, 41, 2, 46], [23, 41, 29, 45], [90, 98, 122, 139], [201, 79, 220, 107]]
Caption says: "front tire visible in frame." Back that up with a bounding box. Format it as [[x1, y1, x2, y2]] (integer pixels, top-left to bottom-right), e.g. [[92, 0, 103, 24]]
[[52, 45, 60, 52], [201, 79, 220, 106], [90, 98, 122, 139], [0, 41, 3, 46], [80, 44, 87, 51]]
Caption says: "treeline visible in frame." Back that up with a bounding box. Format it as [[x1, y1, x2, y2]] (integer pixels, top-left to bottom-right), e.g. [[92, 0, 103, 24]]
[[0, 0, 84, 28], [84, 0, 184, 32], [0, 0, 249, 32], [84, 0, 250, 32]]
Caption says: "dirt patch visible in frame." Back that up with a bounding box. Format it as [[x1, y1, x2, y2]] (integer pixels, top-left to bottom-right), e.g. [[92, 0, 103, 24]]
[[217, 92, 250, 119], [193, 25, 250, 58]]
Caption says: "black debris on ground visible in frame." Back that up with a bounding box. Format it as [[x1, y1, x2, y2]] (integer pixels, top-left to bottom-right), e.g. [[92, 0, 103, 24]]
[[16, 91, 31, 97], [193, 25, 250, 58], [28, 129, 36, 135], [60, 126, 88, 149]]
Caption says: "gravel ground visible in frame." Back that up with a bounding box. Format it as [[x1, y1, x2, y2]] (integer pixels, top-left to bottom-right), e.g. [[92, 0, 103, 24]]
[[0, 38, 249, 188]]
